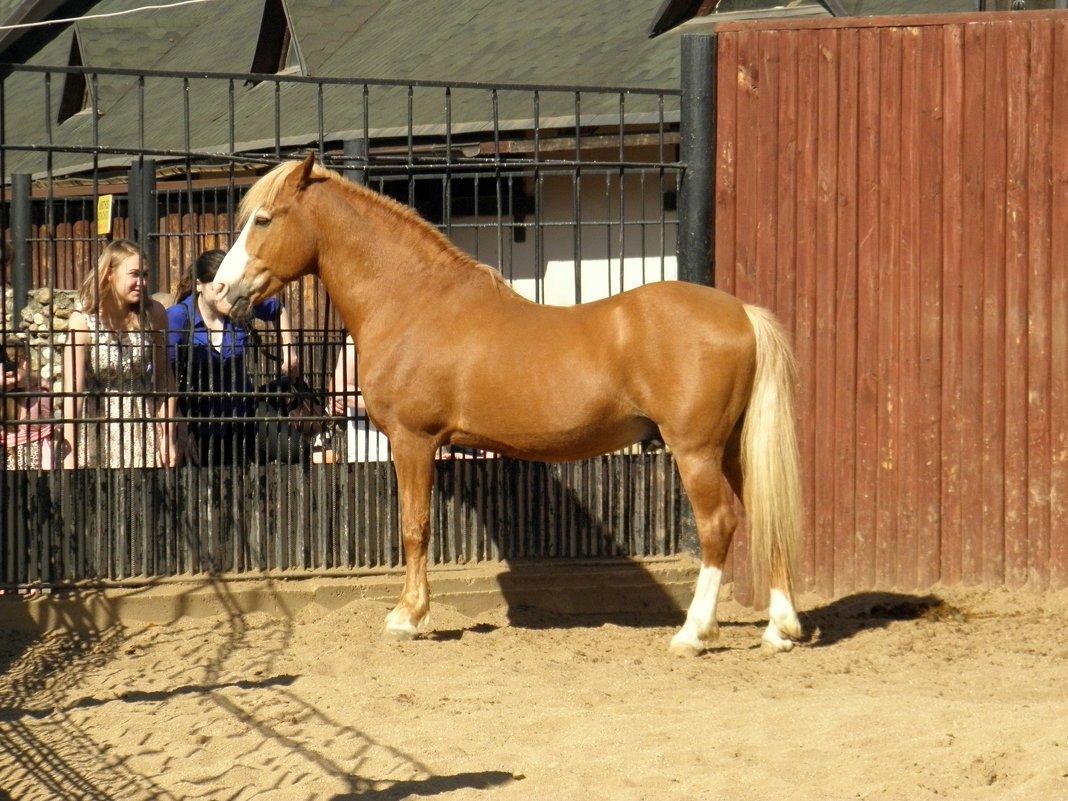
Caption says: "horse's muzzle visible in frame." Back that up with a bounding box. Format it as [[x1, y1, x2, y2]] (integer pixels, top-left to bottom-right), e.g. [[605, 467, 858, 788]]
[[228, 294, 253, 323]]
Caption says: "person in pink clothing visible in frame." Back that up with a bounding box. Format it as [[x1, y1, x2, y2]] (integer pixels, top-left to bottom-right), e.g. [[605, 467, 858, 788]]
[[1, 347, 55, 471]]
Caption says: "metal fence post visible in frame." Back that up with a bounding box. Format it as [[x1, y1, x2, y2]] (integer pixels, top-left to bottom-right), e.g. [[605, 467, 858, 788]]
[[10, 174, 32, 331], [678, 34, 716, 288], [343, 138, 369, 185], [3, 176, 34, 587], [676, 34, 718, 557], [128, 158, 158, 290]]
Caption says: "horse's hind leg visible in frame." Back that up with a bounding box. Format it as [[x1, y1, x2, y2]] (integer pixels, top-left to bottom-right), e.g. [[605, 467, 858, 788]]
[[384, 439, 437, 639], [723, 441, 801, 652], [669, 452, 737, 657], [762, 554, 802, 652]]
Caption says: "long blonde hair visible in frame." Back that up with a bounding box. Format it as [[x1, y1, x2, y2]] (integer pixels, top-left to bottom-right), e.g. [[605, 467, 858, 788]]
[[78, 239, 149, 330]]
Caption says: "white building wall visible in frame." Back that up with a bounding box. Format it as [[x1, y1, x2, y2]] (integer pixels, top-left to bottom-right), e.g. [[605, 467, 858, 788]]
[[447, 163, 677, 306]]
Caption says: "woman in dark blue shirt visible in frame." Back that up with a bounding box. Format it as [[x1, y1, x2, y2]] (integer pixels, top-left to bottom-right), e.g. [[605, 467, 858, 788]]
[[167, 250, 296, 464]]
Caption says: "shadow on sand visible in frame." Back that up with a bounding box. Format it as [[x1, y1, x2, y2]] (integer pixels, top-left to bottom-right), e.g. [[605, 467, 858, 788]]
[[0, 577, 518, 800], [801, 591, 959, 648], [329, 770, 517, 800]]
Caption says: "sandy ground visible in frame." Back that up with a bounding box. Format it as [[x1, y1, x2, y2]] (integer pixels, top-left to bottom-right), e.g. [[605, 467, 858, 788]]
[[1, 569, 1066, 801]]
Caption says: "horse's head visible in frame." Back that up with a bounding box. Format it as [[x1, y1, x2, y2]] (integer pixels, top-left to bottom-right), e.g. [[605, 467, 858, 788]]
[[214, 152, 325, 319]]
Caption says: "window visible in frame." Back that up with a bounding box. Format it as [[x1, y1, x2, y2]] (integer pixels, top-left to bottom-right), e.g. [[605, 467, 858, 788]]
[[650, 0, 839, 36], [57, 31, 89, 124], [249, 0, 303, 84]]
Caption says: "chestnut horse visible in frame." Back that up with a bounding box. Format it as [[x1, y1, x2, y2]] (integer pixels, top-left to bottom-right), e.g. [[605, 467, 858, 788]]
[[216, 153, 804, 655]]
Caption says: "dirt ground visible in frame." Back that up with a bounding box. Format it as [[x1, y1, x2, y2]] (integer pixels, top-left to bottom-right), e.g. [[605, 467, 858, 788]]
[[1, 563, 1066, 801]]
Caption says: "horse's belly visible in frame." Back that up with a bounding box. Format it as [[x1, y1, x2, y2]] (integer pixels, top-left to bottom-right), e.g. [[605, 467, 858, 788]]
[[453, 415, 657, 462]]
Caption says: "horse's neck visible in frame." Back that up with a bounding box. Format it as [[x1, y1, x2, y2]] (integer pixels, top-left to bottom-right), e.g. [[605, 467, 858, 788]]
[[319, 188, 523, 337]]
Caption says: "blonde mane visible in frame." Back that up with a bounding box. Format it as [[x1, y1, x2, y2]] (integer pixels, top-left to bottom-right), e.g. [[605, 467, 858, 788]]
[[238, 159, 512, 291], [238, 160, 334, 225]]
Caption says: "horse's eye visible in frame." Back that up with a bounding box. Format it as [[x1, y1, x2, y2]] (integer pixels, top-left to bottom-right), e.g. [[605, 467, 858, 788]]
[[254, 213, 272, 227]]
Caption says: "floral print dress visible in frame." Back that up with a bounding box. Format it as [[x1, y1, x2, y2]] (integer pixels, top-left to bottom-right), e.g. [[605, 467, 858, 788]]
[[77, 315, 160, 468]]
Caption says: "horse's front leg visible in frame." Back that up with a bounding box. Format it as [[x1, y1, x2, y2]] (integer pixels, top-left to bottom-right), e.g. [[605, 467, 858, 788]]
[[384, 439, 437, 640]]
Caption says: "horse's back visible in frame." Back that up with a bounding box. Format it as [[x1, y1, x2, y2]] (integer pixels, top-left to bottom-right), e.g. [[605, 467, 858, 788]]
[[493, 281, 755, 386], [580, 281, 756, 362], [596, 280, 749, 325]]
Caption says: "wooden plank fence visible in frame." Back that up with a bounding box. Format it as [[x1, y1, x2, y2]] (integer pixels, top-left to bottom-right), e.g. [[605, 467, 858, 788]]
[[714, 10, 1068, 601]]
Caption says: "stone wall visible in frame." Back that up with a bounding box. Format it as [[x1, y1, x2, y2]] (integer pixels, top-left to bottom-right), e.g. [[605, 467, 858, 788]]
[[2, 286, 77, 391]]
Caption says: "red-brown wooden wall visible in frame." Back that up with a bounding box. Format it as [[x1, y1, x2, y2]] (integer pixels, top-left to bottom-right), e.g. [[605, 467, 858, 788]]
[[715, 11, 1068, 600]]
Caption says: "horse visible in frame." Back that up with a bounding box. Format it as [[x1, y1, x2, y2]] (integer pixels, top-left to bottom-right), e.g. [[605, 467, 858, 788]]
[[215, 152, 804, 655]]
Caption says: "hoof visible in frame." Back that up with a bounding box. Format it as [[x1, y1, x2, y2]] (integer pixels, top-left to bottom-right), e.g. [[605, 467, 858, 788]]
[[384, 607, 429, 641], [384, 625, 418, 641], [761, 628, 797, 653], [769, 590, 802, 641], [669, 627, 713, 657], [670, 620, 718, 657], [668, 640, 703, 658]]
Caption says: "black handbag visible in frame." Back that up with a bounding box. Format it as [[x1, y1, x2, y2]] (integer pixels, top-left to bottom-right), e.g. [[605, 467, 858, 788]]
[[254, 376, 326, 462]]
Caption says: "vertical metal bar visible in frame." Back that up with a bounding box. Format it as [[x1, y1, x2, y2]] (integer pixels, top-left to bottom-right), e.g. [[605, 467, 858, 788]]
[[492, 88, 504, 273], [317, 82, 325, 157], [678, 33, 717, 287], [406, 85, 414, 204], [362, 84, 370, 186], [129, 159, 158, 282], [11, 175, 32, 326], [676, 36, 716, 557], [0, 75, 6, 279], [658, 92, 670, 283], [274, 80, 282, 160], [227, 77, 237, 249], [129, 162, 140, 245], [444, 87, 452, 237], [617, 92, 626, 296], [9, 172, 31, 586], [183, 76, 196, 279], [343, 138, 368, 185], [533, 90, 543, 304], [573, 91, 583, 304]]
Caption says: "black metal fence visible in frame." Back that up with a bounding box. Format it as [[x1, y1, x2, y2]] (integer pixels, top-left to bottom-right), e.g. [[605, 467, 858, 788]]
[[2, 335, 687, 586], [0, 59, 700, 589]]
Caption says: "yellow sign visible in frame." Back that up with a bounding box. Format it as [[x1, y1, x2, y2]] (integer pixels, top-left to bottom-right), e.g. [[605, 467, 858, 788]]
[[97, 194, 113, 235]]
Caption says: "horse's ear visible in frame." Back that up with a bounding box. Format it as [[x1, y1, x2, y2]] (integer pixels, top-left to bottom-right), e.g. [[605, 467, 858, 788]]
[[297, 150, 317, 191]]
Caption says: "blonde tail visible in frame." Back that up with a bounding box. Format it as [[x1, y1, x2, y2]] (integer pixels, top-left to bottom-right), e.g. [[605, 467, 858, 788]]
[[740, 305, 802, 608]]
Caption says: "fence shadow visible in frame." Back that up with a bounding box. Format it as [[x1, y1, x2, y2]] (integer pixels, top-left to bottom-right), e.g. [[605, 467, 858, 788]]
[[433, 454, 692, 630], [0, 577, 494, 800], [329, 770, 516, 800], [0, 450, 696, 796], [497, 562, 687, 629]]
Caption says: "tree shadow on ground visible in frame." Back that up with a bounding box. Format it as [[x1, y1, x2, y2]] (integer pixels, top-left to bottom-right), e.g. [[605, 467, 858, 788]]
[[801, 591, 960, 648]]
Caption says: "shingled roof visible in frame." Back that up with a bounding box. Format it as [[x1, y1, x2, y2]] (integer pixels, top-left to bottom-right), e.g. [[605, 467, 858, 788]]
[[0, 0, 1018, 179], [1, 0, 690, 179]]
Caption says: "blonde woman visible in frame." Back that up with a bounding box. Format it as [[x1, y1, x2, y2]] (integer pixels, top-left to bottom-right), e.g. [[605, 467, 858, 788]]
[[61, 240, 177, 468]]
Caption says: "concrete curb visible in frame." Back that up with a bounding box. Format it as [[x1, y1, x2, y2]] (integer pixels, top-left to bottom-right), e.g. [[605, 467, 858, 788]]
[[0, 555, 702, 634]]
